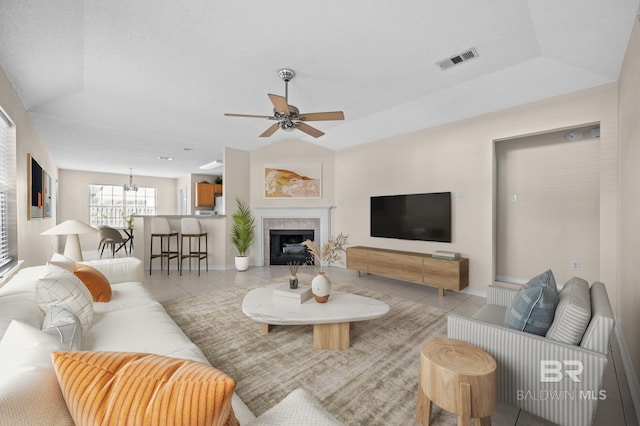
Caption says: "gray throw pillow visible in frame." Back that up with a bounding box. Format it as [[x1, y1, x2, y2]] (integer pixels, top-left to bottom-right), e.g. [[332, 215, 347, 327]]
[[505, 270, 559, 336], [42, 306, 82, 350], [524, 269, 557, 292]]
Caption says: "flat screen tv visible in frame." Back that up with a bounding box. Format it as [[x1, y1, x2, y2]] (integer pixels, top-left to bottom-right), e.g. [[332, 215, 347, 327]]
[[370, 192, 451, 242]]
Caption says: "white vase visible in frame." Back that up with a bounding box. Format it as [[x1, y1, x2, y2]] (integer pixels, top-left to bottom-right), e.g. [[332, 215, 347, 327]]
[[235, 256, 249, 271], [311, 272, 331, 303]]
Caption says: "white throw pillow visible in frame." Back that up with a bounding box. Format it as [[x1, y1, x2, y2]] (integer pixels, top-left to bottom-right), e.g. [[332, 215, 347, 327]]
[[42, 306, 83, 350], [35, 264, 94, 330], [0, 320, 66, 373], [48, 252, 76, 272], [0, 294, 45, 338], [0, 320, 74, 425]]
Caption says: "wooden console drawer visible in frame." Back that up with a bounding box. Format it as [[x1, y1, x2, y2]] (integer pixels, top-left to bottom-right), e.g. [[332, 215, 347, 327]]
[[423, 256, 469, 291], [346, 247, 369, 272], [368, 249, 424, 283], [346, 246, 469, 296]]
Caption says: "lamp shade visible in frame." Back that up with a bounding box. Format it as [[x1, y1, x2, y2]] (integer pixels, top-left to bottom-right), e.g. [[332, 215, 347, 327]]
[[41, 220, 98, 236], [41, 220, 98, 261]]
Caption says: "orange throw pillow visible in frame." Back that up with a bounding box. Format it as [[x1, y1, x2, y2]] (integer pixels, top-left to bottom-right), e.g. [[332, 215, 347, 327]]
[[52, 351, 239, 426], [74, 264, 112, 302]]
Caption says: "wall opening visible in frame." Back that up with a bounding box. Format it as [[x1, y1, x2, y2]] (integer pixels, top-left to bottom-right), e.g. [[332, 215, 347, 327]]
[[494, 124, 601, 284]]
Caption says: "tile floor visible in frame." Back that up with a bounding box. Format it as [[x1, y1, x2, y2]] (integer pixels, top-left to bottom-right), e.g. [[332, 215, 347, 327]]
[[112, 255, 637, 426]]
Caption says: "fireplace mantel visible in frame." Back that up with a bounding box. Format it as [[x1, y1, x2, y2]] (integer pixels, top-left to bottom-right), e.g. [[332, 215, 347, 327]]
[[253, 206, 332, 267]]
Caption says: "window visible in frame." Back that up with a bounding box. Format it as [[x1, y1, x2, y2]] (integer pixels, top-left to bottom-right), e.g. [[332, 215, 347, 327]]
[[89, 184, 156, 228], [0, 109, 12, 268]]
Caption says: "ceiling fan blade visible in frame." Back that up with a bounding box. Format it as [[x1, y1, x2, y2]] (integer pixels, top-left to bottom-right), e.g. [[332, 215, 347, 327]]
[[296, 122, 325, 138], [259, 123, 280, 137], [224, 113, 272, 119], [268, 94, 290, 115], [299, 111, 345, 121]]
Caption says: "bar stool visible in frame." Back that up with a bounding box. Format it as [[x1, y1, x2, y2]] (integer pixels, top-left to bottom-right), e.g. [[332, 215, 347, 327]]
[[149, 218, 179, 275], [180, 218, 208, 275]]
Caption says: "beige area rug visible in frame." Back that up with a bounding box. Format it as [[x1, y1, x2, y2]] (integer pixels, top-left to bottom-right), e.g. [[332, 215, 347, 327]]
[[163, 277, 458, 425]]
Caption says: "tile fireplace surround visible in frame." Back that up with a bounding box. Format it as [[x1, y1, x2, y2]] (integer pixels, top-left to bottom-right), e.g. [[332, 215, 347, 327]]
[[253, 207, 332, 267]]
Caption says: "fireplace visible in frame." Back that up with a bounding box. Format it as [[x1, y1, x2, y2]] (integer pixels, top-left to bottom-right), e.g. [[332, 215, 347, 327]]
[[269, 229, 314, 265], [253, 207, 330, 267]]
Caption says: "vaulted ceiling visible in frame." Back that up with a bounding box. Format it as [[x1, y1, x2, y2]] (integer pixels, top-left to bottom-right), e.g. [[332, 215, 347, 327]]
[[0, 1, 638, 178]]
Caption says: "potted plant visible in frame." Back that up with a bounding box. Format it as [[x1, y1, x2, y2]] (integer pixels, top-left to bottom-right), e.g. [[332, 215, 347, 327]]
[[125, 213, 134, 228], [230, 196, 255, 271], [287, 261, 300, 289]]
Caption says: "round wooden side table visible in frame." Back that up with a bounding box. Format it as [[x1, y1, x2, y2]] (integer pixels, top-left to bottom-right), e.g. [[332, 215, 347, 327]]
[[416, 337, 497, 426]]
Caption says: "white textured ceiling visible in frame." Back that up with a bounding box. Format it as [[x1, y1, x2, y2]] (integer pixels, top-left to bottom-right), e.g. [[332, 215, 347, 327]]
[[0, 1, 638, 178]]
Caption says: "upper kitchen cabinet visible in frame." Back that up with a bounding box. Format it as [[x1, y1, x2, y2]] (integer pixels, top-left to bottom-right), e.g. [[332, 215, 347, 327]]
[[195, 182, 223, 207]]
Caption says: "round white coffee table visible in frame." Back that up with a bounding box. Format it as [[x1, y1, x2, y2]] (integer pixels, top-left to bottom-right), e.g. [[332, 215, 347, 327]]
[[242, 286, 389, 349]]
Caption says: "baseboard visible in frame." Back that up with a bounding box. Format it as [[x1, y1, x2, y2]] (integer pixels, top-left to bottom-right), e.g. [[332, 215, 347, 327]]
[[614, 322, 640, 421], [460, 287, 486, 298], [495, 275, 528, 285]]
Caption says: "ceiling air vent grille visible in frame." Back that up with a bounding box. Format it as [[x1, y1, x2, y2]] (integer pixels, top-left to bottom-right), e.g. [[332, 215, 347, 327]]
[[437, 47, 479, 70]]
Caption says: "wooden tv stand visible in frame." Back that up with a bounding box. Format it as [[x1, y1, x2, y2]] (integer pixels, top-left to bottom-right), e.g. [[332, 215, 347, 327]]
[[346, 246, 469, 296]]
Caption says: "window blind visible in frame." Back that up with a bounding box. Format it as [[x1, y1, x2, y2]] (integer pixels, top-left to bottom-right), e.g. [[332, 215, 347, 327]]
[[0, 110, 11, 268]]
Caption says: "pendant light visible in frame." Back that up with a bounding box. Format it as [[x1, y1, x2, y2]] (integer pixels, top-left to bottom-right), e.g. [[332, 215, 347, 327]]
[[124, 168, 139, 192]]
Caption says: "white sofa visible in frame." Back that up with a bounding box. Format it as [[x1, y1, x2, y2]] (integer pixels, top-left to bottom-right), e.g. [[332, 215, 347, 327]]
[[0, 257, 341, 425]]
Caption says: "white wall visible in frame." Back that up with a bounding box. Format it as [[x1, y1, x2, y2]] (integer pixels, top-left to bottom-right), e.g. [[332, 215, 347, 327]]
[[223, 147, 250, 266], [176, 174, 191, 215], [495, 126, 601, 284], [249, 139, 336, 210], [617, 10, 640, 385], [0, 65, 59, 267], [58, 169, 178, 251], [246, 140, 336, 266], [334, 84, 618, 305]]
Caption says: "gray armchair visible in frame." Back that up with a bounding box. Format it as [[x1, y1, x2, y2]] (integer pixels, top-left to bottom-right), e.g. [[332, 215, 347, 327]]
[[447, 281, 614, 426]]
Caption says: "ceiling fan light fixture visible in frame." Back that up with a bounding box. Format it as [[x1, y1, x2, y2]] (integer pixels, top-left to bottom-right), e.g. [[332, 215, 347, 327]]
[[224, 68, 344, 138], [278, 69, 295, 82]]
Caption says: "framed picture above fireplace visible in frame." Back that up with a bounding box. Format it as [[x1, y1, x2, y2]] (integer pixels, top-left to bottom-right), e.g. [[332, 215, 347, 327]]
[[264, 162, 322, 198]]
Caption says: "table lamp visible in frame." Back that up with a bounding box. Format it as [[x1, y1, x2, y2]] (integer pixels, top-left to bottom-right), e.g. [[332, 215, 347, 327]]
[[41, 220, 98, 261]]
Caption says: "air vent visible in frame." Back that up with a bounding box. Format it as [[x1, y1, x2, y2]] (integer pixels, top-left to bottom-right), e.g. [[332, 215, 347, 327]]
[[437, 47, 479, 70]]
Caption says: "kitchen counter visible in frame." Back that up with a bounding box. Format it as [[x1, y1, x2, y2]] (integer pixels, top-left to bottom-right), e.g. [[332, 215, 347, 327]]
[[131, 215, 230, 271]]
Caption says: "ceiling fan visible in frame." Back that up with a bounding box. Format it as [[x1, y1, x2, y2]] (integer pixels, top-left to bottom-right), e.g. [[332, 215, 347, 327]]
[[225, 69, 345, 138]]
